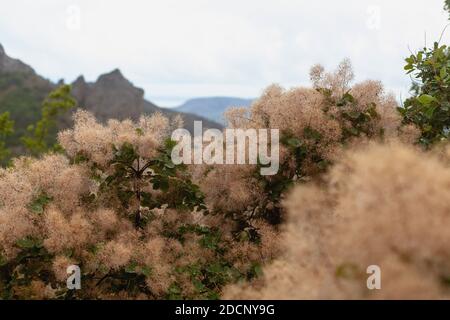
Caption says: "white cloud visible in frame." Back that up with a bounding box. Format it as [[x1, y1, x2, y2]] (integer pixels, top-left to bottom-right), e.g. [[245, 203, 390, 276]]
[[0, 0, 449, 106]]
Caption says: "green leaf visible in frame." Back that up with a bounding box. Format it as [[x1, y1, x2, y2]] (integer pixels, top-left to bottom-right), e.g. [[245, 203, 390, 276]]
[[417, 94, 437, 106], [345, 127, 359, 136], [193, 279, 206, 292], [423, 124, 433, 132], [88, 243, 102, 255], [164, 138, 178, 152], [405, 56, 415, 64], [0, 254, 7, 266], [199, 231, 221, 250], [16, 238, 36, 249], [337, 92, 355, 107], [164, 162, 175, 169], [167, 283, 183, 299], [417, 51, 423, 61], [125, 261, 138, 273], [303, 126, 322, 141], [168, 284, 181, 294], [140, 266, 152, 277], [135, 128, 144, 136], [238, 230, 250, 241], [396, 107, 406, 115], [335, 263, 360, 279], [440, 67, 447, 79], [63, 248, 74, 258], [344, 110, 361, 120], [286, 137, 302, 148], [28, 193, 53, 214], [404, 64, 413, 71], [317, 160, 330, 170], [73, 152, 88, 164], [153, 176, 169, 192], [206, 291, 220, 300], [424, 105, 437, 119], [250, 263, 263, 277]]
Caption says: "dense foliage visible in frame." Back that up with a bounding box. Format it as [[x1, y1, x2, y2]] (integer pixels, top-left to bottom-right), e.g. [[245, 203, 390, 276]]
[[198, 60, 416, 231], [401, 42, 450, 147], [0, 111, 276, 299], [3, 48, 450, 298], [0, 1, 449, 297]]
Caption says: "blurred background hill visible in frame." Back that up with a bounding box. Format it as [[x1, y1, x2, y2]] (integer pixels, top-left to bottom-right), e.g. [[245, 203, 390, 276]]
[[0, 43, 224, 157]]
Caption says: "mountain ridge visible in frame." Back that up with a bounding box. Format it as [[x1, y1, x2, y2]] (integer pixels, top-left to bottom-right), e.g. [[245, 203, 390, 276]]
[[0, 43, 222, 158]]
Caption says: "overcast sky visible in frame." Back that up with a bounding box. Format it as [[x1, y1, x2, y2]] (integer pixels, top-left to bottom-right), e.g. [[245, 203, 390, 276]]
[[1, 0, 449, 107]]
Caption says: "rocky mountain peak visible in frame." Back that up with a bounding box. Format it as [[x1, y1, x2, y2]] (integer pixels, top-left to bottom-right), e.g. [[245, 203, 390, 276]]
[[0, 43, 35, 74], [73, 75, 86, 84], [71, 69, 145, 122], [98, 68, 128, 83], [108, 68, 124, 78]]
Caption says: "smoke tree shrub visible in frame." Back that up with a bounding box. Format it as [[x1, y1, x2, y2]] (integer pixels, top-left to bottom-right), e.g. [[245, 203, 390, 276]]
[[401, 42, 450, 147], [224, 143, 450, 299], [59, 110, 206, 228], [0, 61, 428, 300], [0, 110, 277, 299], [199, 60, 416, 229]]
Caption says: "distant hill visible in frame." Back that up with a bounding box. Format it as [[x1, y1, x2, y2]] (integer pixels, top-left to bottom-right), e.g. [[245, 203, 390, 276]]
[[0, 43, 222, 158], [174, 97, 254, 125]]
